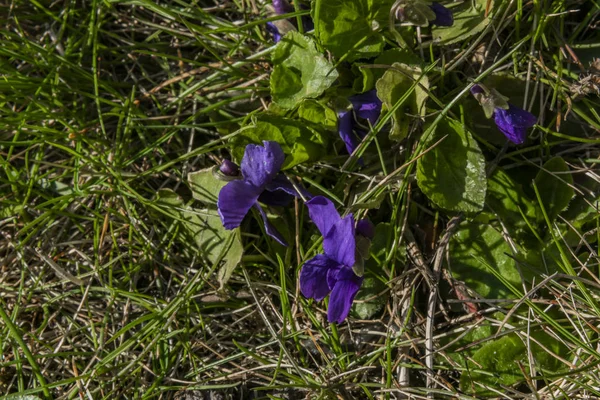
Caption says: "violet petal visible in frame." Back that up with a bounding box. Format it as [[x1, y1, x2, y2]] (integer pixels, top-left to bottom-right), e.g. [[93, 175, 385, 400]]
[[240, 141, 285, 188], [350, 90, 382, 126], [266, 22, 282, 43], [272, 0, 294, 15], [300, 254, 342, 301], [356, 219, 375, 239], [323, 214, 356, 268], [430, 3, 454, 27], [306, 196, 341, 238], [217, 180, 261, 229], [493, 104, 537, 144], [338, 110, 361, 155], [254, 203, 288, 246], [265, 174, 313, 200], [327, 267, 363, 323], [470, 84, 485, 96]]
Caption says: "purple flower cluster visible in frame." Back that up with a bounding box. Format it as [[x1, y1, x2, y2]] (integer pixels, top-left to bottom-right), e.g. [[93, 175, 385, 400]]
[[217, 141, 374, 323], [215, 0, 539, 325]]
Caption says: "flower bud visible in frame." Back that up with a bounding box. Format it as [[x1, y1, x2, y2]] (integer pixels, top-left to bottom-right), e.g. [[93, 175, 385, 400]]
[[219, 159, 239, 177]]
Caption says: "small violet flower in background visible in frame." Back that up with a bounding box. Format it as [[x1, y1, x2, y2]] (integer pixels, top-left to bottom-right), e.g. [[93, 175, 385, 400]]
[[470, 84, 537, 144], [300, 196, 375, 323], [266, 0, 314, 43], [393, 1, 453, 27], [338, 90, 382, 156], [429, 2, 454, 26], [217, 141, 310, 246]]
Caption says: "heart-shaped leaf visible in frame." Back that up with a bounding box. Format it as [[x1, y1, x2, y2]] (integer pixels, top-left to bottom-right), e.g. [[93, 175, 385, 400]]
[[417, 118, 487, 213]]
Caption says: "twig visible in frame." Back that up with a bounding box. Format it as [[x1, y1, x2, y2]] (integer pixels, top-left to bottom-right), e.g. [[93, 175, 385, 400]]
[[425, 215, 462, 396], [404, 228, 434, 289]]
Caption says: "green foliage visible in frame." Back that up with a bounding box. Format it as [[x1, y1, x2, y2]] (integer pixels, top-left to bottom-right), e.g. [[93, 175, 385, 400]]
[[154, 189, 243, 287], [188, 167, 228, 205], [562, 174, 600, 226], [271, 31, 339, 109], [486, 167, 540, 229], [313, 0, 393, 61], [417, 118, 487, 213], [353, 276, 387, 319], [353, 223, 393, 319], [449, 222, 520, 299], [297, 99, 338, 129], [376, 62, 429, 140], [460, 331, 568, 396], [534, 156, 574, 222], [352, 63, 376, 93], [231, 114, 328, 168], [431, 0, 491, 44], [400, 1, 437, 26], [441, 322, 493, 363]]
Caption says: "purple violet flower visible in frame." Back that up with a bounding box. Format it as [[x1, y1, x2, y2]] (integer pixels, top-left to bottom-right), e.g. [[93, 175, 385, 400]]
[[266, 22, 283, 43], [267, 0, 314, 43], [272, 0, 294, 14], [470, 84, 537, 144], [493, 104, 538, 144], [429, 3, 454, 26], [217, 141, 311, 246], [300, 196, 373, 323], [338, 90, 382, 155]]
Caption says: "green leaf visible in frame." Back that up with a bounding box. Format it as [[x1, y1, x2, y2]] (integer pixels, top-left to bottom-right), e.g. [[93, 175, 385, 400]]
[[449, 222, 520, 299], [561, 175, 600, 225], [431, 0, 491, 45], [441, 322, 493, 364], [297, 99, 338, 129], [232, 114, 327, 169], [314, 0, 393, 61], [0, 203, 24, 219], [353, 276, 387, 319], [187, 167, 228, 206], [486, 167, 540, 228], [217, 229, 244, 288], [460, 330, 568, 396], [460, 334, 526, 395], [376, 62, 429, 140], [352, 63, 376, 93], [365, 222, 406, 267], [417, 118, 486, 213], [374, 48, 423, 76], [534, 156, 574, 222], [271, 31, 338, 109], [401, 1, 436, 26], [154, 189, 243, 286]]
